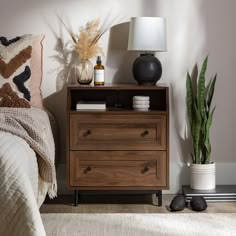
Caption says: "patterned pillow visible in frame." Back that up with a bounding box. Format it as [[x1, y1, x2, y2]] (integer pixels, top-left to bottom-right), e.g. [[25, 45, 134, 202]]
[[0, 34, 44, 108]]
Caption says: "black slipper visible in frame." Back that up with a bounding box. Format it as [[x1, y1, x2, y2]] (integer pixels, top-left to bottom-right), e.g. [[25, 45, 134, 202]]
[[190, 196, 207, 211], [170, 195, 186, 211]]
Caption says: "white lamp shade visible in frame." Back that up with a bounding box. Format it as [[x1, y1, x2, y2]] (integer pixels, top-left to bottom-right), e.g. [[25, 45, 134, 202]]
[[128, 17, 167, 52]]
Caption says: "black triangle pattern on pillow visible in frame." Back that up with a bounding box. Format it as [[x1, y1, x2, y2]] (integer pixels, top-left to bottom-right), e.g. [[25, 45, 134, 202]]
[[13, 66, 31, 101], [0, 36, 21, 46]]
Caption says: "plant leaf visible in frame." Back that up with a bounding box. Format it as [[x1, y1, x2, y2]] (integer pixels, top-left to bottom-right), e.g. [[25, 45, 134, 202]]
[[207, 74, 217, 110], [186, 72, 194, 129], [192, 101, 201, 164], [205, 78, 212, 115], [191, 63, 198, 97], [205, 78, 212, 101], [197, 56, 208, 117], [204, 106, 216, 163], [200, 110, 207, 163]]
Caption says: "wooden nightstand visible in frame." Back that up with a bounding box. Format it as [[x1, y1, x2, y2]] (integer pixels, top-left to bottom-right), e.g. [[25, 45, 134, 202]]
[[67, 84, 169, 206]]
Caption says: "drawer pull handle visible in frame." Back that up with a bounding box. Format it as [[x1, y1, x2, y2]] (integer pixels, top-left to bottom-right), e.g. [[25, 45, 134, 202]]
[[84, 166, 92, 173], [141, 130, 149, 137], [141, 166, 149, 174], [84, 130, 92, 137]]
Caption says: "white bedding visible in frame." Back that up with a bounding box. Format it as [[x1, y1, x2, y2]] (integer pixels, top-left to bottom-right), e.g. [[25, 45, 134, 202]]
[[0, 131, 47, 236]]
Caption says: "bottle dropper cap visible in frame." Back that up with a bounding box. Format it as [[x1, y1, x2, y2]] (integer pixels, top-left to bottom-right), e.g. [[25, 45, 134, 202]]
[[97, 56, 102, 64]]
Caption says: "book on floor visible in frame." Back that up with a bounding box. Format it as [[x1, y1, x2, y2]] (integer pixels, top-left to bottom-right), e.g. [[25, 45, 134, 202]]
[[76, 101, 106, 110]]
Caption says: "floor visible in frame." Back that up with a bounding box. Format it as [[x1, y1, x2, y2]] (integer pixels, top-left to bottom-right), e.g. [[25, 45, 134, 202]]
[[40, 194, 236, 214]]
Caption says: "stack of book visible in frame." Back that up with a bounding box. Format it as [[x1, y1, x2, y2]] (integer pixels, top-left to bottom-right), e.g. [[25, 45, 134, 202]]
[[182, 185, 236, 202], [76, 101, 106, 111]]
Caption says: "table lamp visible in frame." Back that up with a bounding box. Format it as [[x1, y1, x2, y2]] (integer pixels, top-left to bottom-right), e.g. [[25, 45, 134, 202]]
[[128, 17, 167, 85]]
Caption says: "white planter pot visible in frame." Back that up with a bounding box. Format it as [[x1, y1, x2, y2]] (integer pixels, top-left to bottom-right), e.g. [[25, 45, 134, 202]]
[[190, 163, 216, 190]]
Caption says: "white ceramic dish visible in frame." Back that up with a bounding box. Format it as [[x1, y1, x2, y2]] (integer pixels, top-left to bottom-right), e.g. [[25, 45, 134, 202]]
[[133, 96, 150, 101], [133, 104, 150, 109], [133, 100, 150, 105], [133, 108, 149, 111]]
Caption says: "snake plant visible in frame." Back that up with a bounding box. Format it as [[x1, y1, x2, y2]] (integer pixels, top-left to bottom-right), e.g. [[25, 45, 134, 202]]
[[186, 56, 217, 164]]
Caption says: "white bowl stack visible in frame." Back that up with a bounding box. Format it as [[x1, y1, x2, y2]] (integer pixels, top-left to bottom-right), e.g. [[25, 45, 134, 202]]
[[132, 96, 150, 111]]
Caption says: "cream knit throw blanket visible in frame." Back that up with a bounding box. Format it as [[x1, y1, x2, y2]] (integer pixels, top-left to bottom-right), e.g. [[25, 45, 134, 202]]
[[0, 107, 57, 198]]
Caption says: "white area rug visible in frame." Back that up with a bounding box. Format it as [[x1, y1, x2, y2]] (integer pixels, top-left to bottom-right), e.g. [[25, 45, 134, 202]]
[[41, 213, 236, 236]]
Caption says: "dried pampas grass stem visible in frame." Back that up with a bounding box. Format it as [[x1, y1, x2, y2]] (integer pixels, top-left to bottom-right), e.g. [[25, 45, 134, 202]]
[[57, 12, 119, 61]]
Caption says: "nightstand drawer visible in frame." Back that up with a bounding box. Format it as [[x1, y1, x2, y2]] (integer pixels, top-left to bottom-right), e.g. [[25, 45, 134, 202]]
[[69, 151, 167, 187], [70, 114, 166, 150]]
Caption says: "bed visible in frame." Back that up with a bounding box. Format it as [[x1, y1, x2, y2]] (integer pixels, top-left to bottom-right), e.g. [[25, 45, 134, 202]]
[[0, 107, 57, 236], [0, 35, 57, 236]]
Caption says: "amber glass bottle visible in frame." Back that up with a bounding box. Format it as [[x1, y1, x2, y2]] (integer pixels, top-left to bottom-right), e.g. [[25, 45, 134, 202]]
[[94, 56, 105, 86]]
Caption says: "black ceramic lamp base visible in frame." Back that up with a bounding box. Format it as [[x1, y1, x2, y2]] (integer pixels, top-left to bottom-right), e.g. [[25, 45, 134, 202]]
[[132, 53, 162, 86]]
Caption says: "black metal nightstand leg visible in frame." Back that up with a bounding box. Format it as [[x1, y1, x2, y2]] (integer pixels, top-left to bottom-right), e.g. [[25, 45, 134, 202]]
[[74, 190, 79, 206], [157, 190, 162, 206]]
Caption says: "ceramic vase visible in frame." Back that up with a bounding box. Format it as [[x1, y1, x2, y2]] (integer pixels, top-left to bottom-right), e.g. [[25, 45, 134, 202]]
[[74, 59, 93, 85], [190, 163, 216, 190]]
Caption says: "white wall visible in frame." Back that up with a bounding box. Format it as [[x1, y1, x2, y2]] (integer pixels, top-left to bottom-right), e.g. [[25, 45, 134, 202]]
[[1, 0, 236, 194]]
